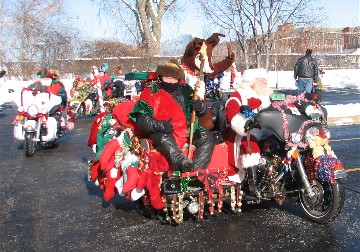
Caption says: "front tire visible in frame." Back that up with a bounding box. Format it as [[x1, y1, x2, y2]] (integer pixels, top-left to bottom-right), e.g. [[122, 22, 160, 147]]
[[25, 132, 36, 157], [299, 179, 345, 224]]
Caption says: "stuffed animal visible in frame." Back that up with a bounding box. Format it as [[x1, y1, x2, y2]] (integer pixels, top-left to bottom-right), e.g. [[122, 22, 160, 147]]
[[309, 130, 335, 159], [181, 33, 235, 130], [99, 131, 140, 201]]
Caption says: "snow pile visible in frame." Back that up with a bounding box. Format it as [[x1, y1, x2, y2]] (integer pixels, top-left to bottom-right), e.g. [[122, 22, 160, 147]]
[[1, 69, 359, 123]]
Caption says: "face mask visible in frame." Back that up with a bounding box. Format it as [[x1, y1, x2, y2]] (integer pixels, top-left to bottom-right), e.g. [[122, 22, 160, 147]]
[[159, 79, 179, 92]]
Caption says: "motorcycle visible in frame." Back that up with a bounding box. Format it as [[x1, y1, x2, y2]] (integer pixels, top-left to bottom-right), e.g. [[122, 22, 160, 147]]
[[13, 87, 75, 157], [89, 87, 346, 225]]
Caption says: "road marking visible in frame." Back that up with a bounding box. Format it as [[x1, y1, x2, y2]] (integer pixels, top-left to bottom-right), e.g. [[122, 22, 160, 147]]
[[346, 168, 360, 172], [330, 137, 360, 142]]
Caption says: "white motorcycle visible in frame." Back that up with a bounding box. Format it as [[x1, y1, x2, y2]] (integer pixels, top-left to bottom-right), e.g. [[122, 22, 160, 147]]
[[13, 86, 66, 157]]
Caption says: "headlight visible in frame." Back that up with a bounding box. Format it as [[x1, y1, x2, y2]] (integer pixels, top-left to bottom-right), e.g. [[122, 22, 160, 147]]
[[291, 132, 302, 143], [186, 201, 199, 215], [27, 104, 39, 117]]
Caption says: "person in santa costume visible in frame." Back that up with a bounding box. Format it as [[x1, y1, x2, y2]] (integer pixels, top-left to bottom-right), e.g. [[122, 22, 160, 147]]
[[129, 59, 215, 172], [28, 68, 70, 134], [223, 68, 273, 195]]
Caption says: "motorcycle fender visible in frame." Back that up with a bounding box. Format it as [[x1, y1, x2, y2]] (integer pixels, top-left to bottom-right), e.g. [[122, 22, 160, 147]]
[[14, 123, 24, 140], [24, 120, 37, 132], [41, 117, 58, 142]]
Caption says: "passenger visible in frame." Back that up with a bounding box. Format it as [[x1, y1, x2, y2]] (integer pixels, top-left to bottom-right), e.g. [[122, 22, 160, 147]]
[[129, 59, 215, 172], [223, 68, 273, 196]]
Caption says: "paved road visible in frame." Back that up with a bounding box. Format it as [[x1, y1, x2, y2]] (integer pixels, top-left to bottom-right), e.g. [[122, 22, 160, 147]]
[[0, 89, 359, 252]]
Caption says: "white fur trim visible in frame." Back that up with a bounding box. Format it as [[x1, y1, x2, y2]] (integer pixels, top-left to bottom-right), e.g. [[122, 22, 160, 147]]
[[110, 168, 118, 179], [242, 68, 267, 83], [241, 153, 261, 168], [131, 188, 145, 201], [227, 169, 246, 183], [231, 113, 248, 136]]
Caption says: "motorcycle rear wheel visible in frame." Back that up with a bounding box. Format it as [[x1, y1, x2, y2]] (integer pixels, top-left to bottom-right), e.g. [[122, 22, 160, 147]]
[[25, 132, 36, 157], [299, 179, 345, 224]]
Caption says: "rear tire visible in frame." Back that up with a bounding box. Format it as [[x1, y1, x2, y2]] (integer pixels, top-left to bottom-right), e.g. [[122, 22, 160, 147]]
[[299, 179, 345, 224], [25, 132, 36, 157]]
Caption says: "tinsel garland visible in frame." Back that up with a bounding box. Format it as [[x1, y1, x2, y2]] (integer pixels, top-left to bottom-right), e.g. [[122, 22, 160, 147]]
[[272, 94, 323, 149], [315, 155, 337, 183], [304, 155, 337, 183], [181, 178, 190, 192]]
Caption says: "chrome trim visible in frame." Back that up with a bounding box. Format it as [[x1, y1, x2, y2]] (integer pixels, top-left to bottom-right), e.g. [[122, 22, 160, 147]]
[[334, 169, 348, 179]]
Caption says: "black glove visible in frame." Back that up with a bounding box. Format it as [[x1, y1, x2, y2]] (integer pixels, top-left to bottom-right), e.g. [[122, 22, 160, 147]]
[[240, 105, 252, 114], [159, 119, 174, 134], [191, 99, 204, 113], [244, 119, 255, 132]]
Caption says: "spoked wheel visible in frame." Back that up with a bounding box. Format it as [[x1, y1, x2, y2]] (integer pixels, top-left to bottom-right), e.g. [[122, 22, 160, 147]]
[[299, 179, 345, 224], [25, 132, 36, 157]]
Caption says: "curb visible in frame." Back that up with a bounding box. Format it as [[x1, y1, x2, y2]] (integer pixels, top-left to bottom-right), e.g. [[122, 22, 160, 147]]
[[327, 116, 360, 126]]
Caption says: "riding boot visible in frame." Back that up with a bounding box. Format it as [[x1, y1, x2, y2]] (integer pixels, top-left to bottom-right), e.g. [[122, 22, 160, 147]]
[[192, 128, 215, 170], [247, 165, 260, 196], [150, 132, 194, 172]]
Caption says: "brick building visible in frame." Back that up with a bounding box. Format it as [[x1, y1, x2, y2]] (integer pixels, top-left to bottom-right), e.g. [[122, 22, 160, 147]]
[[274, 23, 360, 54]]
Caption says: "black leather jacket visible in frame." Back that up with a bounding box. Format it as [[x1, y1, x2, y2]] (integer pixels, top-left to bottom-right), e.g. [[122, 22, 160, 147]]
[[294, 55, 318, 81]]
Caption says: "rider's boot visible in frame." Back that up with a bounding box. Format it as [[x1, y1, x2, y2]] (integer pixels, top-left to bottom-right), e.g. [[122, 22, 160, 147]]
[[247, 165, 260, 197], [151, 132, 194, 172], [192, 128, 215, 170]]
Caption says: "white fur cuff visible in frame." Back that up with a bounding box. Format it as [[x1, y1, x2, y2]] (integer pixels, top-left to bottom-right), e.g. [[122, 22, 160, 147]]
[[231, 113, 248, 136], [241, 153, 261, 168]]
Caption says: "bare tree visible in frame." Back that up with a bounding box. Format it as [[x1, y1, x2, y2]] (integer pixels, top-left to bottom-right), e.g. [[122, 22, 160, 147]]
[[199, 0, 324, 70], [94, 0, 179, 56], [3, 0, 81, 79]]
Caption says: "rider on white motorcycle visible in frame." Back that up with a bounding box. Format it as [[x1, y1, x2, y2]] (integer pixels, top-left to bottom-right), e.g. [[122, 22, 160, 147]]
[[29, 68, 68, 134]]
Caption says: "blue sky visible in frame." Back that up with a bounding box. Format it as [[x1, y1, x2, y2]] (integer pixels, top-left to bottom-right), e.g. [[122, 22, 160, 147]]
[[65, 0, 360, 40]]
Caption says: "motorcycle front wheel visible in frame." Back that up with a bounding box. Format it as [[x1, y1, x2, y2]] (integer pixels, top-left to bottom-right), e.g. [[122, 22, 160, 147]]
[[299, 179, 345, 224], [25, 132, 36, 157]]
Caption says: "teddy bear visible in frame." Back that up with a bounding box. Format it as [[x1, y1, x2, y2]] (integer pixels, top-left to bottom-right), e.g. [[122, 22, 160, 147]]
[[308, 129, 335, 159]]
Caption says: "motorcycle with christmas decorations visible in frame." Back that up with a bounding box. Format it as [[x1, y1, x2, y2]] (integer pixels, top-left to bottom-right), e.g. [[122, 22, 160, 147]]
[[13, 86, 75, 157], [87, 85, 346, 225], [87, 33, 345, 225]]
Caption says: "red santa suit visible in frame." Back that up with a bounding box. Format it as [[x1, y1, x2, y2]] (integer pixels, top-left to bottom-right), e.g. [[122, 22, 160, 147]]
[[223, 68, 272, 183]]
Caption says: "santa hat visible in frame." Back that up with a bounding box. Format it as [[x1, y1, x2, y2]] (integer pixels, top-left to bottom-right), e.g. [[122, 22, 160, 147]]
[[156, 59, 185, 80], [241, 68, 267, 83]]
